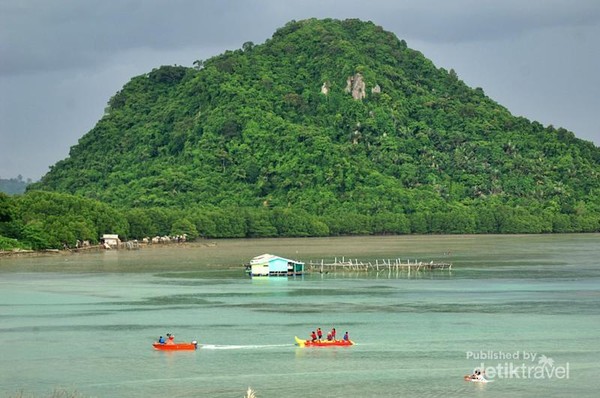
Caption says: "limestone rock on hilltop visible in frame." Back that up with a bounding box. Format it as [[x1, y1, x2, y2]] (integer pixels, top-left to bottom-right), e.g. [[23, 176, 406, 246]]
[[345, 73, 366, 100]]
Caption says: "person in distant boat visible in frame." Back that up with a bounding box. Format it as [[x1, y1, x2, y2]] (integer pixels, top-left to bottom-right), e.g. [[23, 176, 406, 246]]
[[343, 332, 349, 341], [317, 328, 323, 340], [166, 334, 175, 345], [331, 328, 336, 340], [310, 331, 317, 342], [158, 336, 165, 344], [326, 332, 333, 341]]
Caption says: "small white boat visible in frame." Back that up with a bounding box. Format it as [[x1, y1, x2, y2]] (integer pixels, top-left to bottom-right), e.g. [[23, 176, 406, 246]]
[[464, 374, 492, 383]]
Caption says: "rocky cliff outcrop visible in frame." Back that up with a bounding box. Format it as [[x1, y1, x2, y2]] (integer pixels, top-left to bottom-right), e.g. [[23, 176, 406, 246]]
[[345, 73, 366, 100]]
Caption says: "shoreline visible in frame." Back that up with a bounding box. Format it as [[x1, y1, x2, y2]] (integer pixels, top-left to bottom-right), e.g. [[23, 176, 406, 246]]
[[1, 232, 598, 261], [0, 240, 209, 259]]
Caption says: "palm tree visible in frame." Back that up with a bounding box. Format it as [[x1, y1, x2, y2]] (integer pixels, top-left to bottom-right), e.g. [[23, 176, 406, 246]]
[[193, 59, 204, 70]]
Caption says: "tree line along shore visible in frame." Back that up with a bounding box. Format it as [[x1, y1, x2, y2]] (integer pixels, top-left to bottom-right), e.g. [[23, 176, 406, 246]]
[[1, 190, 598, 252]]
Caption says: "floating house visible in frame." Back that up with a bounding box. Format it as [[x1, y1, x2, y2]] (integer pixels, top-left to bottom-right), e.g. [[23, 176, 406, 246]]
[[247, 253, 305, 277]]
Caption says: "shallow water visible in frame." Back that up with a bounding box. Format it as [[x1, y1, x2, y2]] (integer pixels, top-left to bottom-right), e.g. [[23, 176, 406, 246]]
[[1, 235, 599, 397]]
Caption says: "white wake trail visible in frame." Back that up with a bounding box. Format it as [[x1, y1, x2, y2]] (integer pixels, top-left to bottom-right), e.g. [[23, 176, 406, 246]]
[[200, 343, 292, 350]]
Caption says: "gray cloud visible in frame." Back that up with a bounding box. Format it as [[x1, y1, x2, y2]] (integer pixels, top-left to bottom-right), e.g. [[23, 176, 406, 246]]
[[0, 0, 283, 75], [4, 0, 598, 75], [381, 0, 600, 42]]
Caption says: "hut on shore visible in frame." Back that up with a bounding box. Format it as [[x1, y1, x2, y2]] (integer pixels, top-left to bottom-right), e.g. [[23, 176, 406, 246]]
[[100, 234, 121, 249]]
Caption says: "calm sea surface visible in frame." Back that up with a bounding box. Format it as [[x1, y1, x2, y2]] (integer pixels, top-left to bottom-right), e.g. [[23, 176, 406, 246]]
[[1, 235, 599, 397]]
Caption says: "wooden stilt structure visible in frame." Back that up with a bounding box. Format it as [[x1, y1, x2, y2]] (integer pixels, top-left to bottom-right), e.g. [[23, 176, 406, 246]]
[[306, 257, 451, 273]]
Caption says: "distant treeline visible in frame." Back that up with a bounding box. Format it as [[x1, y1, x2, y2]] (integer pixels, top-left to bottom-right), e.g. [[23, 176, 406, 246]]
[[0, 176, 31, 195], [1, 191, 598, 250]]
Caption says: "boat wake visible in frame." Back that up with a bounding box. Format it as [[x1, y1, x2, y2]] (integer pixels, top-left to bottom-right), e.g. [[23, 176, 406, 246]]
[[200, 344, 292, 350]]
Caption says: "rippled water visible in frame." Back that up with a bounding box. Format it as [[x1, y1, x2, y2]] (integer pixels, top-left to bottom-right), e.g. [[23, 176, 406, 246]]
[[1, 235, 599, 397]]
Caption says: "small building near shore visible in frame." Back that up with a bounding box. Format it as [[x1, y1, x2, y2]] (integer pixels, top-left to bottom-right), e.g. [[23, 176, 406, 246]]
[[101, 234, 121, 248], [247, 253, 304, 277]]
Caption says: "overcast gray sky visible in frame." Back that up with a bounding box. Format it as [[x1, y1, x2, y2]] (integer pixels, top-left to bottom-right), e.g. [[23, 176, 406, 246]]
[[1, 0, 599, 180]]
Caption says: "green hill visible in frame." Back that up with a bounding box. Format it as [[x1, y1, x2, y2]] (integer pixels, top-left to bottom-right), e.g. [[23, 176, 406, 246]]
[[27, 18, 600, 237]]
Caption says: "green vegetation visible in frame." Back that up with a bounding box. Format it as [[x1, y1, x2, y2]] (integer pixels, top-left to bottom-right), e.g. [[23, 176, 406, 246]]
[[2, 19, 599, 250], [0, 191, 127, 250]]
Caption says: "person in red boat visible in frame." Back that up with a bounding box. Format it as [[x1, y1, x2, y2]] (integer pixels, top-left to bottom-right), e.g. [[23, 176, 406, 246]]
[[317, 328, 323, 340], [343, 331, 349, 342], [331, 328, 337, 341], [326, 332, 333, 341], [310, 331, 317, 342], [166, 333, 175, 345]]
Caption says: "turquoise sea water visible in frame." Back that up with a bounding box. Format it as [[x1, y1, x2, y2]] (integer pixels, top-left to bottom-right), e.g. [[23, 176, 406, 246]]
[[1, 235, 599, 397]]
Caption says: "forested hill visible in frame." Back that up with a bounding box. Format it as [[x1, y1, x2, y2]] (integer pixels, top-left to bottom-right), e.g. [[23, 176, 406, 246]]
[[29, 18, 600, 234]]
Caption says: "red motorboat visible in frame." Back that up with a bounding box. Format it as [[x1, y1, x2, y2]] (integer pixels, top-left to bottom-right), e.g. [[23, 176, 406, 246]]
[[153, 334, 198, 350], [153, 341, 198, 350]]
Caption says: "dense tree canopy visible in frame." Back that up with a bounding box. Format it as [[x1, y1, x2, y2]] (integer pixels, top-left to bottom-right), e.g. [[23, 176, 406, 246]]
[[2, 18, 598, 250]]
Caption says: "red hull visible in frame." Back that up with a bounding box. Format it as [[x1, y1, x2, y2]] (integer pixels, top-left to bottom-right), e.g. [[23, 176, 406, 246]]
[[153, 342, 197, 350], [295, 336, 354, 347], [304, 340, 353, 347]]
